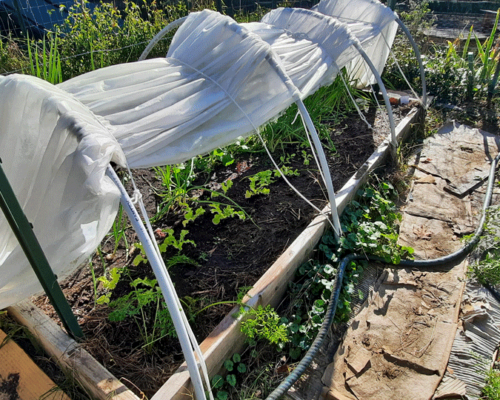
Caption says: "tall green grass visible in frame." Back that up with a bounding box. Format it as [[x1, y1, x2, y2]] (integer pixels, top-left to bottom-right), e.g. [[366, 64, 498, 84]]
[[2, 0, 188, 82], [257, 72, 370, 153], [27, 34, 62, 84]]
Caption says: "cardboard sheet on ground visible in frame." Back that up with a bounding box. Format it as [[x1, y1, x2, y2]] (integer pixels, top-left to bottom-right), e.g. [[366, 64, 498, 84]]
[[399, 170, 474, 259], [417, 122, 500, 196], [322, 263, 466, 400], [399, 123, 496, 260]]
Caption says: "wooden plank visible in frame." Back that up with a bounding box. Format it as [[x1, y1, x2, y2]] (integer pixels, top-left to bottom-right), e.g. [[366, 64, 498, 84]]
[[7, 300, 140, 400], [152, 106, 424, 400], [0, 328, 70, 400]]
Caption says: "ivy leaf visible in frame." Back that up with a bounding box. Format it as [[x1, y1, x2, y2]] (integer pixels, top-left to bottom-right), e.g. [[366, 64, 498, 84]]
[[237, 363, 247, 373], [232, 353, 241, 363], [290, 347, 302, 359], [226, 374, 237, 387], [217, 391, 228, 400], [211, 375, 224, 389], [224, 360, 234, 372]]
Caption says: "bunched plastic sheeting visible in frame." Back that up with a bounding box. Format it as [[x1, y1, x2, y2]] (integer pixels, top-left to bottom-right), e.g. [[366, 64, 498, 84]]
[[139, 8, 399, 146], [59, 10, 301, 169], [314, 0, 427, 104], [313, 0, 398, 88], [241, 7, 397, 145], [243, 8, 361, 98], [0, 74, 126, 309]]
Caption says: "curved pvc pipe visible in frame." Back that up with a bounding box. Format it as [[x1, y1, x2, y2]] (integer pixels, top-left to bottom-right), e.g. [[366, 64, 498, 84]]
[[297, 100, 342, 237], [139, 16, 188, 61], [353, 41, 397, 153], [267, 151, 500, 400], [395, 16, 427, 108], [106, 166, 207, 400]]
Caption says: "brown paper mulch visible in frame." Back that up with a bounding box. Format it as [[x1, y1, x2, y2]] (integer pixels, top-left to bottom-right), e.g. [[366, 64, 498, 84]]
[[321, 122, 499, 400], [322, 263, 465, 400]]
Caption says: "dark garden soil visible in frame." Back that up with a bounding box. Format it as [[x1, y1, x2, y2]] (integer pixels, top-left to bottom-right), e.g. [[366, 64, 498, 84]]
[[32, 102, 418, 397], [0, 373, 20, 400]]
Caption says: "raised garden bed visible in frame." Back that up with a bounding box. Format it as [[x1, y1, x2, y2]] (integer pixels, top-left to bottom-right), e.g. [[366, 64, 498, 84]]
[[4, 98, 424, 399]]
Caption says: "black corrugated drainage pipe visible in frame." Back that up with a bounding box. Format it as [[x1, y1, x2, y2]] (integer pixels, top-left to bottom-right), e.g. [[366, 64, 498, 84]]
[[267, 152, 500, 400]]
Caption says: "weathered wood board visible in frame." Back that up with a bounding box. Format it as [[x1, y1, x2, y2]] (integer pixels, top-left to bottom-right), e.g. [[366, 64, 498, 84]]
[[7, 301, 140, 400], [0, 328, 70, 400]]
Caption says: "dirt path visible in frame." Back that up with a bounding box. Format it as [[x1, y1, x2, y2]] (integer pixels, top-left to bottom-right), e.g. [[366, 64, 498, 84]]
[[298, 122, 500, 400]]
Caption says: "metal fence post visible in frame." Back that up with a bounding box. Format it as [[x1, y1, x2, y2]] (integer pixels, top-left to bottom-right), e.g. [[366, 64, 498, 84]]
[[466, 52, 474, 101], [0, 158, 84, 339], [12, 0, 26, 35]]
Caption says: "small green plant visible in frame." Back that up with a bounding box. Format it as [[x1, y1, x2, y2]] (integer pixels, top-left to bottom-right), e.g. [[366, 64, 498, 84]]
[[211, 180, 233, 198], [181, 202, 206, 227], [96, 266, 123, 305], [469, 205, 500, 285], [27, 34, 63, 84], [274, 166, 300, 178], [340, 182, 414, 263], [483, 368, 500, 400], [133, 229, 196, 267], [209, 204, 246, 225], [0, 34, 27, 74], [240, 305, 289, 347], [108, 277, 180, 351], [110, 205, 129, 256], [155, 163, 193, 201], [211, 353, 249, 400], [301, 150, 313, 166], [245, 170, 274, 198]]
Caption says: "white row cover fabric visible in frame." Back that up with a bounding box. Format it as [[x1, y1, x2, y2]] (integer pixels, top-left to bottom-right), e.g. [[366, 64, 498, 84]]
[[0, 5, 402, 309], [59, 10, 300, 168], [314, 0, 398, 87], [244, 8, 361, 98], [0, 74, 125, 309]]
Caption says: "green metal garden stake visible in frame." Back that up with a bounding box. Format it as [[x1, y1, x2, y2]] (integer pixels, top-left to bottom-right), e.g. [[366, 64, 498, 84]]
[[0, 158, 84, 339]]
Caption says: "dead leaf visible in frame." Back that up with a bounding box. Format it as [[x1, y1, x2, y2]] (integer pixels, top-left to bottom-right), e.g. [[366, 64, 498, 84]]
[[413, 225, 432, 240], [276, 364, 290, 375], [421, 301, 430, 309], [237, 161, 251, 174], [154, 228, 166, 239], [415, 174, 436, 184]]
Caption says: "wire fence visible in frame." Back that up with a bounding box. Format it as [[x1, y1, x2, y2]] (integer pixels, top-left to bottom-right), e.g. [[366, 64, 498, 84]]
[[0, 0, 74, 38], [0, 0, 315, 39]]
